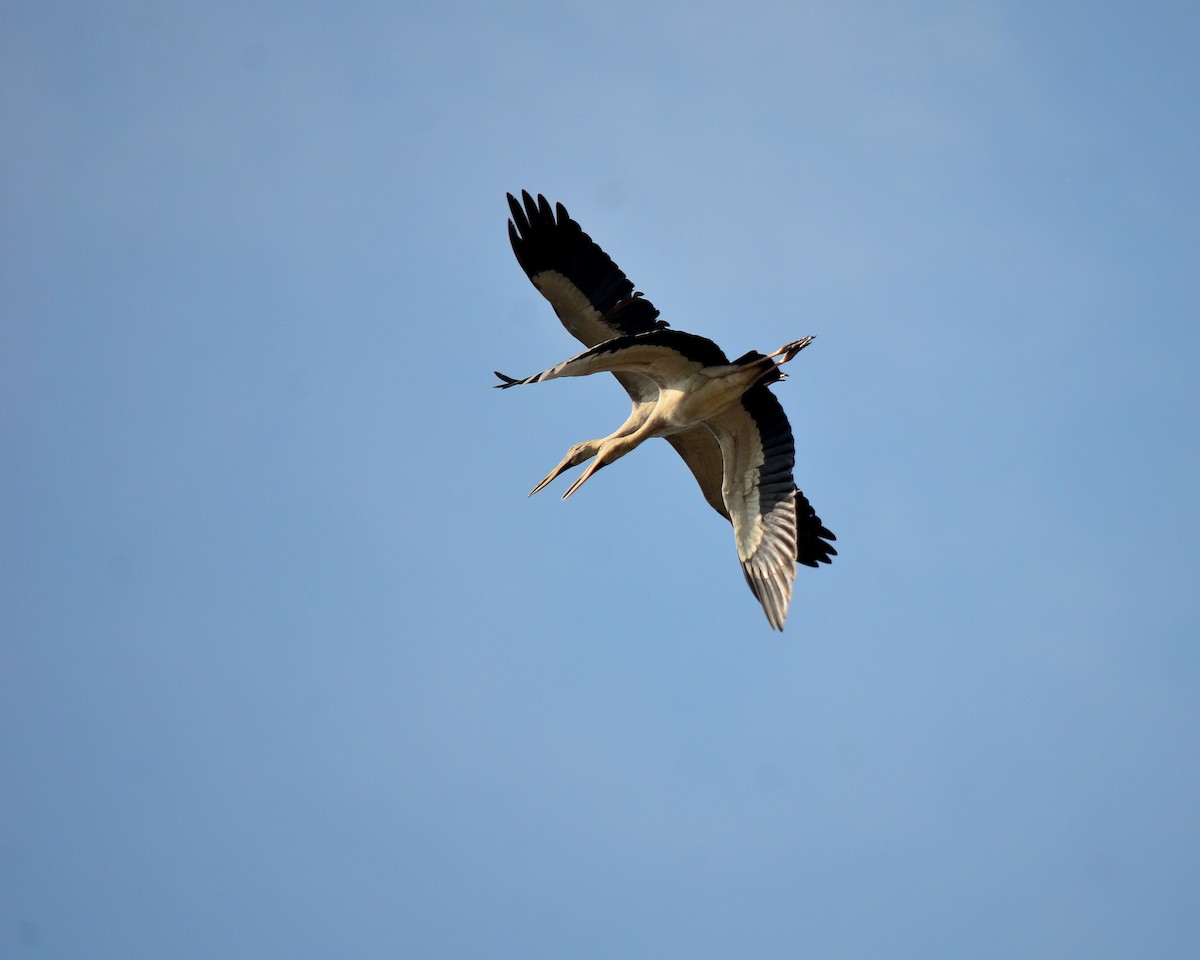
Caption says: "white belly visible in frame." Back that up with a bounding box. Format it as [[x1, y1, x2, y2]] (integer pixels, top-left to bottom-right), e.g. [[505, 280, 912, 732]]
[[651, 377, 750, 434]]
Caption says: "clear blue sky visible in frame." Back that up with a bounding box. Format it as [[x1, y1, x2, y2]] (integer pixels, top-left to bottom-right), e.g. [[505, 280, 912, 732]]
[[3, 2, 1198, 957]]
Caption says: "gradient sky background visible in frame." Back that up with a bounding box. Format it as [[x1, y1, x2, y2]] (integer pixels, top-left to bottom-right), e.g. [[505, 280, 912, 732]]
[[3, 2, 1199, 957]]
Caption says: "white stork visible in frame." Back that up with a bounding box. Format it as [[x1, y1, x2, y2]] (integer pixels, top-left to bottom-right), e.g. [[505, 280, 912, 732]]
[[497, 191, 835, 630]]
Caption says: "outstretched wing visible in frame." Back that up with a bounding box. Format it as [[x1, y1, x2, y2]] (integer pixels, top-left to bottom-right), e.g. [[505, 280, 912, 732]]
[[704, 385, 836, 630], [671, 391, 836, 573], [507, 191, 667, 347], [495, 329, 729, 390]]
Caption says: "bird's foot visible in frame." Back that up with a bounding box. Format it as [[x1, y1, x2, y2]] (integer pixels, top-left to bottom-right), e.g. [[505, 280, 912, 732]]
[[768, 336, 814, 366]]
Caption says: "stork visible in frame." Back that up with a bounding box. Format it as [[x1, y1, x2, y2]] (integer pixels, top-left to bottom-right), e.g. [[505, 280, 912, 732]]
[[497, 191, 835, 630]]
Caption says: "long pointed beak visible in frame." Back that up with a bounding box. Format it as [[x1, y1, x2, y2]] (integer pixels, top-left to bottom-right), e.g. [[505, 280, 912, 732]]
[[561, 474, 588, 500], [561, 458, 604, 500]]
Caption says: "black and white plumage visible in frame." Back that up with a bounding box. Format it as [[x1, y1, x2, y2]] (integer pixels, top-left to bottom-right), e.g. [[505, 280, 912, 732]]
[[498, 191, 835, 630]]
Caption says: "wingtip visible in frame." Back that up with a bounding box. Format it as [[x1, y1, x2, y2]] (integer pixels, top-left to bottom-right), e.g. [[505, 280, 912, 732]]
[[742, 558, 793, 632]]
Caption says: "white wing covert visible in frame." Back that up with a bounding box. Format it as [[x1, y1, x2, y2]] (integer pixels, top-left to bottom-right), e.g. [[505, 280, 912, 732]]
[[704, 386, 802, 630]]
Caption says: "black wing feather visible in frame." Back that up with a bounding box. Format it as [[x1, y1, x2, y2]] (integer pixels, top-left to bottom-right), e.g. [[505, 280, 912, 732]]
[[507, 191, 667, 339], [740, 385, 837, 567], [579, 329, 729, 369]]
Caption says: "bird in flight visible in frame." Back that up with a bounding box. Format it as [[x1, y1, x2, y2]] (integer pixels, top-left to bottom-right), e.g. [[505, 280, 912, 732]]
[[496, 191, 835, 630]]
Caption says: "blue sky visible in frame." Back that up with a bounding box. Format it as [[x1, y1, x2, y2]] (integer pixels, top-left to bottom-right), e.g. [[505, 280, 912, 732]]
[[3, 1, 1198, 957]]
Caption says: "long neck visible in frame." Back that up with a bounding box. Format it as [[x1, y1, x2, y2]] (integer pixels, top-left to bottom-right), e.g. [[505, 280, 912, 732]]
[[562, 415, 662, 500], [599, 415, 659, 468]]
